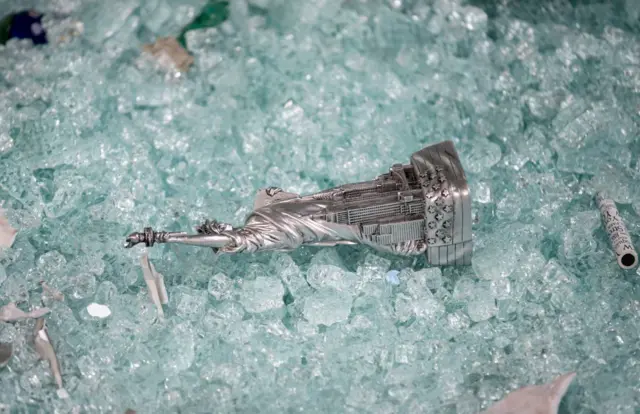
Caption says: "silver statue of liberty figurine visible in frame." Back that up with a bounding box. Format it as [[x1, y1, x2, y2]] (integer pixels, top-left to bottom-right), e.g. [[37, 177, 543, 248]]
[[125, 140, 473, 266]]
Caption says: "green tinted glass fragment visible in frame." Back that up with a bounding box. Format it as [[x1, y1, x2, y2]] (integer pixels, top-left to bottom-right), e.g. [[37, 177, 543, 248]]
[[177, 1, 230, 48], [0, 14, 15, 45]]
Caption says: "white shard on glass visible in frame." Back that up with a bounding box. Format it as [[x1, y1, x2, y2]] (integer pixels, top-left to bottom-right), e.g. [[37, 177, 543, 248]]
[[140, 254, 169, 318], [33, 318, 68, 399]]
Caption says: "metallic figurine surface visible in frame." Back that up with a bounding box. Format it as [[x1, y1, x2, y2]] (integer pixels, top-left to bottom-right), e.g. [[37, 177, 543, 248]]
[[125, 140, 473, 266]]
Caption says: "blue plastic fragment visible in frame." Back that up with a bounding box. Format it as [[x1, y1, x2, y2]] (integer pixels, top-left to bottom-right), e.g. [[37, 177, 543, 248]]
[[385, 270, 400, 285], [9, 10, 48, 45]]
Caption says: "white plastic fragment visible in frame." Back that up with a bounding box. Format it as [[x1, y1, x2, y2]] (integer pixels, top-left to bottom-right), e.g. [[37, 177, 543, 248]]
[[86, 303, 111, 318], [481, 372, 577, 414], [0, 302, 51, 322], [149, 261, 168, 305], [33, 318, 68, 398], [0, 208, 17, 248], [596, 192, 638, 269], [140, 254, 168, 318]]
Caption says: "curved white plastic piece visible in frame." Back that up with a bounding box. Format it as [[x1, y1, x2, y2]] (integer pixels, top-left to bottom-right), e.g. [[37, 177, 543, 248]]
[[596, 193, 638, 269], [0, 208, 17, 248], [33, 318, 66, 395], [481, 372, 577, 414], [0, 302, 51, 322], [140, 254, 168, 318]]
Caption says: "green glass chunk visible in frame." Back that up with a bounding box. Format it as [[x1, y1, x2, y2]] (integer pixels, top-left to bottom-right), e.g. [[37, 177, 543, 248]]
[[0, 13, 15, 45], [177, 1, 230, 48]]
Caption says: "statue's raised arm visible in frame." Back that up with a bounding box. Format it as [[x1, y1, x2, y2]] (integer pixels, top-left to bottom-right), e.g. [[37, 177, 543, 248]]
[[125, 140, 473, 266]]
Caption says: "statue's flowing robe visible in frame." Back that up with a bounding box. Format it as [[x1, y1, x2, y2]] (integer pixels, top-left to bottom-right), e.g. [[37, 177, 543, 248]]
[[210, 192, 427, 256], [217, 197, 361, 253]]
